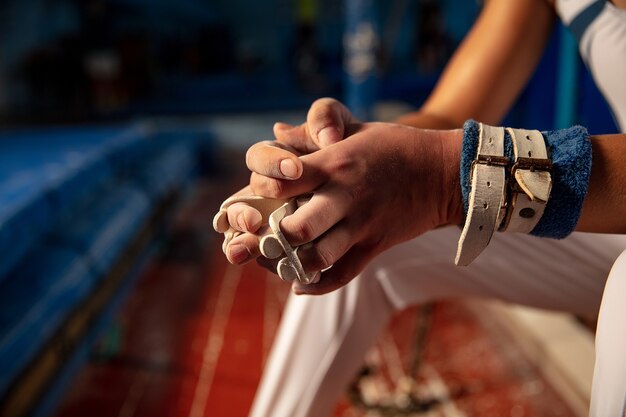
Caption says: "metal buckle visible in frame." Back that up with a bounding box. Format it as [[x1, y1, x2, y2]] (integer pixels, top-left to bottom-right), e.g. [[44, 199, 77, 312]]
[[470, 154, 509, 181], [511, 157, 552, 174], [476, 154, 509, 167], [500, 157, 552, 231]]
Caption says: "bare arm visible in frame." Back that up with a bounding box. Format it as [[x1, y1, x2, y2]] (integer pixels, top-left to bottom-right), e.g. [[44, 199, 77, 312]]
[[578, 135, 626, 233], [396, 0, 556, 129]]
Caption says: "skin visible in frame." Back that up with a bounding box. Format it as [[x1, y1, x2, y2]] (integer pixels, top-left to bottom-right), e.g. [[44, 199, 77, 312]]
[[252, 124, 463, 294], [221, 0, 626, 294], [612, 0, 626, 8]]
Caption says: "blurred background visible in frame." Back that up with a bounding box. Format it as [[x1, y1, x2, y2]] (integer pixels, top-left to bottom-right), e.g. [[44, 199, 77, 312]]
[[0, 0, 618, 129], [0, 1, 618, 417]]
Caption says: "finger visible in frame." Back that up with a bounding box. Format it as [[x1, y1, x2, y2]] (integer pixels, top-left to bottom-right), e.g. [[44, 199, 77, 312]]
[[279, 186, 353, 246], [214, 185, 256, 232], [249, 161, 326, 199], [306, 98, 356, 147], [213, 209, 230, 233], [273, 123, 321, 155], [226, 202, 263, 233], [225, 232, 261, 265], [256, 256, 280, 275], [292, 245, 374, 295], [296, 220, 355, 273], [222, 229, 242, 254], [246, 141, 303, 180]]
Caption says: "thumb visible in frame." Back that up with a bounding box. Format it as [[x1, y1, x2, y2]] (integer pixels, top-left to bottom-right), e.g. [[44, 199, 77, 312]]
[[307, 98, 357, 148]]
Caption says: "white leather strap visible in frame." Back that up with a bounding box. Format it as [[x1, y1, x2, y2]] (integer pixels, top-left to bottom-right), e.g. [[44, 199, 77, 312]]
[[267, 199, 317, 284], [214, 195, 288, 260], [502, 128, 552, 234], [455, 124, 507, 266], [214, 194, 319, 284]]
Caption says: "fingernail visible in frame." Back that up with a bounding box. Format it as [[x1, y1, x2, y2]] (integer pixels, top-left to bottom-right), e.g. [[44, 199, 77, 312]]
[[279, 159, 299, 179], [229, 244, 250, 264], [249, 210, 262, 230], [236, 213, 246, 230], [318, 127, 339, 147]]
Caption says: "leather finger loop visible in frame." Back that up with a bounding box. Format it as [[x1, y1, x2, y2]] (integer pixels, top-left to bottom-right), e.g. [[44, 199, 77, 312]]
[[215, 194, 320, 284], [266, 199, 317, 284]]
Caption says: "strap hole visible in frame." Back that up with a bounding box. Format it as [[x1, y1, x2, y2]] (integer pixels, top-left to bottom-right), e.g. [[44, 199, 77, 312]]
[[519, 208, 536, 218], [488, 137, 493, 144], [526, 135, 531, 140], [486, 181, 491, 187], [478, 225, 483, 231], [528, 150, 532, 157], [483, 203, 489, 209]]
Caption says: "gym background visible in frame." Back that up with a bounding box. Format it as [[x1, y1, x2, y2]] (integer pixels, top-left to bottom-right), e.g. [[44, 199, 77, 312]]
[[0, 1, 617, 417]]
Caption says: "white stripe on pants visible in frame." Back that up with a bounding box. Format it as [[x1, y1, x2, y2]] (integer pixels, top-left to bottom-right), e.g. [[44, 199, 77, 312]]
[[249, 227, 626, 417]]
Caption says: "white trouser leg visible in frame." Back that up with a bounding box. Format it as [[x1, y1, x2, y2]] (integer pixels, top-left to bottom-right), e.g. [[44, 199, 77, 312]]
[[250, 228, 626, 417], [250, 265, 394, 417], [590, 249, 626, 417]]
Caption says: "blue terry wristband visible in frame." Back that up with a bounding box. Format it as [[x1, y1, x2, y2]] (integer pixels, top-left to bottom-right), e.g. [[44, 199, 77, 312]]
[[460, 120, 592, 239]]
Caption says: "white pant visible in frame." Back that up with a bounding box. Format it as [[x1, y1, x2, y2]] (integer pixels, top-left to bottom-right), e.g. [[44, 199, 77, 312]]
[[249, 228, 626, 417]]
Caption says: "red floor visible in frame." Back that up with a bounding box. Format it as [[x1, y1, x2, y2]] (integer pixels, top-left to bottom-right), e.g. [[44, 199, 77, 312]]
[[52, 180, 578, 417]]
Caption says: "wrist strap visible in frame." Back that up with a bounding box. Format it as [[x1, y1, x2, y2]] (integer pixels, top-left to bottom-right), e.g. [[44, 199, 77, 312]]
[[501, 128, 552, 233], [456, 123, 554, 266], [458, 120, 591, 265], [455, 124, 507, 266]]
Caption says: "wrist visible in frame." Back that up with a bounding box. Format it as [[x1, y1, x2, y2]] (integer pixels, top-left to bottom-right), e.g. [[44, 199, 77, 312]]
[[407, 127, 463, 228], [440, 129, 464, 226], [455, 120, 591, 265]]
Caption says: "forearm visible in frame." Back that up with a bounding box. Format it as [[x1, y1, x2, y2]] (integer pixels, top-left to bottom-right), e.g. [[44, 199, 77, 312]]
[[394, 0, 555, 131], [578, 134, 626, 233], [393, 110, 462, 130]]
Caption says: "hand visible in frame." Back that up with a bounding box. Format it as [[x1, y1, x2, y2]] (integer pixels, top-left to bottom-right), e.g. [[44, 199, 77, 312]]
[[249, 97, 360, 179], [250, 123, 463, 295], [220, 98, 360, 264]]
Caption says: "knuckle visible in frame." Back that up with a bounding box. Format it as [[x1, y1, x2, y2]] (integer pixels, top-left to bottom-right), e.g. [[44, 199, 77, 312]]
[[267, 178, 286, 197], [310, 246, 334, 271], [315, 110, 335, 126], [291, 218, 316, 244], [245, 142, 267, 168], [329, 154, 366, 192], [315, 97, 339, 108], [246, 141, 282, 176], [250, 174, 286, 198], [310, 101, 338, 127], [311, 97, 333, 109]]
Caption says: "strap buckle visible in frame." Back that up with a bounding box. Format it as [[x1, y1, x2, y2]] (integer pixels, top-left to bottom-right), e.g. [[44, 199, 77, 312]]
[[470, 154, 509, 180], [511, 157, 552, 174], [475, 154, 509, 167]]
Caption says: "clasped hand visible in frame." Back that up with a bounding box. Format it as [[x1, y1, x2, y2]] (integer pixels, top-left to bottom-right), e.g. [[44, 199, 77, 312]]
[[219, 99, 462, 295]]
